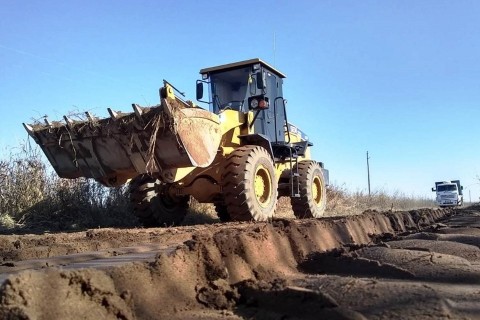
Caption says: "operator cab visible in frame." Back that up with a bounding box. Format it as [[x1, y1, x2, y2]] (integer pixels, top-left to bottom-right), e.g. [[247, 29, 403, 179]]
[[196, 58, 288, 145]]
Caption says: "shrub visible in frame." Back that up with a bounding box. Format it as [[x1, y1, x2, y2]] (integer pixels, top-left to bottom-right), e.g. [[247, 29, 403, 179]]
[[0, 143, 135, 232]]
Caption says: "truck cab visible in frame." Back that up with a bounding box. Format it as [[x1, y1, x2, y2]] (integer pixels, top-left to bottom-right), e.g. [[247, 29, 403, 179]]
[[432, 180, 463, 207]]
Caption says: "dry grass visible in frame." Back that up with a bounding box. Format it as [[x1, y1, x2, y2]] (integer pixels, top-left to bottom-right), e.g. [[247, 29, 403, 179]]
[[183, 199, 218, 225], [325, 184, 435, 216], [0, 146, 48, 220], [0, 144, 135, 232], [0, 142, 435, 232]]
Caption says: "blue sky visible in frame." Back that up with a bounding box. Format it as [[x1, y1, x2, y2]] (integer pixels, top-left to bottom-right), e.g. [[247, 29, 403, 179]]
[[1, 0, 480, 200]]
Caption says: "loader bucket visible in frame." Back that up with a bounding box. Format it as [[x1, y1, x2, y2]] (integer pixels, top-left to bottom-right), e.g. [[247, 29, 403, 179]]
[[24, 98, 222, 187]]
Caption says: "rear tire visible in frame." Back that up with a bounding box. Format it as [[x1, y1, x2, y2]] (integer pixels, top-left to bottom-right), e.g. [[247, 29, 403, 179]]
[[129, 175, 189, 227], [222, 146, 278, 221], [291, 161, 326, 218]]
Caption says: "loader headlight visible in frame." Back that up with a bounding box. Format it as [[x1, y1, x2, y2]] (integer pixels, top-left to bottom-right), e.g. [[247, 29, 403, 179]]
[[258, 99, 268, 109], [248, 96, 270, 110], [250, 99, 258, 109]]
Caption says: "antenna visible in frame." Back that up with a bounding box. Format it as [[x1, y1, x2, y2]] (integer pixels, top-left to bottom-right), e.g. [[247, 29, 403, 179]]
[[273, 32, 276, 67]]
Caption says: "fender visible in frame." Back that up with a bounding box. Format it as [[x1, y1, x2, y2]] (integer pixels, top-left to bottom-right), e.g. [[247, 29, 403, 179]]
[[238, 134, 274, 159]]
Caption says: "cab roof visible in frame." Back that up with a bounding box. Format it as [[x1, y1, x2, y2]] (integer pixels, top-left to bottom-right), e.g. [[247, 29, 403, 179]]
[[199, 58, 286, 78]]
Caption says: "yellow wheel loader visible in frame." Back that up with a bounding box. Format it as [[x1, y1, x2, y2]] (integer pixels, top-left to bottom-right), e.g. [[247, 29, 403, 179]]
[[24, 59, 329, 226]]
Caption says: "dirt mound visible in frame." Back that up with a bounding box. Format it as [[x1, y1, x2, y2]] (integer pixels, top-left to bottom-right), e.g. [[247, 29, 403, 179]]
[[2, 207, 478, 319], [0, 269, 135, 320]]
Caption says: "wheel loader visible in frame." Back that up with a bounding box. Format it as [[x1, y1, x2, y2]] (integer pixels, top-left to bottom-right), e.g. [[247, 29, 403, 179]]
[[24, 58, 329, 226]]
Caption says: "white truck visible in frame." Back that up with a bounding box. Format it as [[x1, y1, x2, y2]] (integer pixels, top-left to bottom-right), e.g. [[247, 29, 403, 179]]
[[431, 180, 463, 207]]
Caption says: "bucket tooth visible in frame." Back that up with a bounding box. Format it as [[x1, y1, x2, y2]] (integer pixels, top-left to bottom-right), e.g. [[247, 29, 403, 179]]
[[23, 123, 39, 142], [108, 108, 119, 120], [132, 104, 143, 120], [23, 123, 35, 136], [85, 112, 95, 122], [63, 115, 74, 129], [23, 123, 34, 134]]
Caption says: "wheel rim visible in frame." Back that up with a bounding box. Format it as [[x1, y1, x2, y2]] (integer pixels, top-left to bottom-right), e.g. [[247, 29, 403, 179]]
[[312, 175, 322, 206], [254, 164, 272, 208]]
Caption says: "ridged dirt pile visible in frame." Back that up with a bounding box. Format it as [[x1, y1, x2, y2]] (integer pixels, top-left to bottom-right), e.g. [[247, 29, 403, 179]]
[[0, 208, 463, 319]]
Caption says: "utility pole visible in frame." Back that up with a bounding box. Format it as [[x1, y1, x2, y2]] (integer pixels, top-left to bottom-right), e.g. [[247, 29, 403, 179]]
[[469, 189, 471, 203], [367, 151, 371, 196]]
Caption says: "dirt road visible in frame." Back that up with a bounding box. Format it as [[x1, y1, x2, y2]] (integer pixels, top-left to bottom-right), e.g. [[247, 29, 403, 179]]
[[1, 206, 479, 319]]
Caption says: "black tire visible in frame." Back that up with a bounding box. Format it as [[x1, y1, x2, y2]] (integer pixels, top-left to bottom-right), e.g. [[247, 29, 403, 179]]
[[129, 175, 189, 227], [291, 160, 327, 218], [222, 145, 278, 221], [214, 202, 231, 222]]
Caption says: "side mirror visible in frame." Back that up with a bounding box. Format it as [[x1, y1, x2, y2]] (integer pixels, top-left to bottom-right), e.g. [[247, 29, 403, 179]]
[[461, 186, 464, 190], [256, 72, 266, 89], [431, 188, 436, 192], [196, 82, 204, 100]]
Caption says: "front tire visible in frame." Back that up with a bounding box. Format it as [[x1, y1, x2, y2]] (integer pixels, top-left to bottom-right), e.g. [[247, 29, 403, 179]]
[[222, 146, 278, 221], [291, 161, 327, 218], [129, 175, 189, 227]]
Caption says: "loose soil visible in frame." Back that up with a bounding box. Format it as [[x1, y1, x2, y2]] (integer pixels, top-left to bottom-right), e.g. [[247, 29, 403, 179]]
[[1, 206, 479, 319]]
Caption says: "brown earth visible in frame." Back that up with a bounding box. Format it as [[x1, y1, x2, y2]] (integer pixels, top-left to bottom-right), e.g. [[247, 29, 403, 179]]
[[1, 206, 479, 319]]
